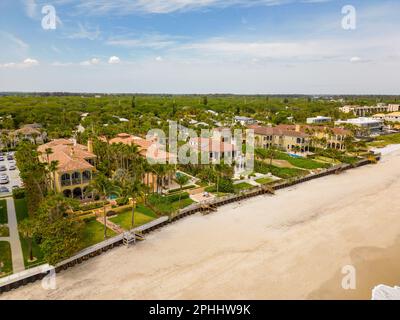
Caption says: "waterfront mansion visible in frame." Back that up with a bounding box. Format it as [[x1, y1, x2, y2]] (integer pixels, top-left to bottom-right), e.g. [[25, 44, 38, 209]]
[[37, 139, 96, 199]]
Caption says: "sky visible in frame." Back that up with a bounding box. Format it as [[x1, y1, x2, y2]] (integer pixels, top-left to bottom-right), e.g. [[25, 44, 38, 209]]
[[0, 0, 399, 94]]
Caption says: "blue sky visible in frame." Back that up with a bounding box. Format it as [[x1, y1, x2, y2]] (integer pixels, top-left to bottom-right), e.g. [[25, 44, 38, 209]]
[[0, 0, 399, 94]]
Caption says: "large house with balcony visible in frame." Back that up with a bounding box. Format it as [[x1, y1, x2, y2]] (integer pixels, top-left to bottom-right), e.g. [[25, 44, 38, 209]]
[[188, 131, 247, 177], [37, 139, 96, 199], [105, 133, 177, 193], [248, 124, 352, 152], [249, 124, 312, 153]]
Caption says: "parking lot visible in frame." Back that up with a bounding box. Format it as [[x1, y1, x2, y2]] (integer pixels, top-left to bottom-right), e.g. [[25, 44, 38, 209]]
[[0, 151, 22, 196]]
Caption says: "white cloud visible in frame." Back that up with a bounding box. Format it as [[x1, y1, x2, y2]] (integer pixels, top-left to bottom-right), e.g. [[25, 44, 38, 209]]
[[23, 58, 39, 67], [80, 58, 101, 66], [0, 32, 29, 50], [51, 61, 73, 67], [75, 0, 311, 15], [106, 34, 181, 49], [350, 56, 361, 63], [67, 23, 101, 40], [108, 56, 121, 64], [155, 56, 163, 62], [0, 58, 39, 68]]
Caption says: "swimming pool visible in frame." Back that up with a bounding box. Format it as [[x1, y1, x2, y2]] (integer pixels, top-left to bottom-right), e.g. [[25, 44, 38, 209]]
[[288, 153, 304, 159]]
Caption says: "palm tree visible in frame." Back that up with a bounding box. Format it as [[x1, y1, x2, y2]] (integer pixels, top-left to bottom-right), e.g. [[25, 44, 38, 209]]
[[175, 173, 189, 207], [18, 219, 35, 262], [214, 161, 232, 194], [87, 173, 121, 238], [151, 164, 165, 194], [268, 146, 277, 166], [1, 132, 10, 152], [44, 148, 53, 163], [125, 177, 145, 229], [45, 160, 59, 192]]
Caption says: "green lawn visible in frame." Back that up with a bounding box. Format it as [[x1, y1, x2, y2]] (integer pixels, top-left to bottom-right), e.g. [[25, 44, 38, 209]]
[[14, 198, 29, 222], [148, 193, 195, 216], [255, 177, 275, 185], [0, 199, 7, 224], [13, 198, 44, 268], [368, 133, 400, 148], [234, 182, 254, 192], [312, 149, 359, 165], [109, 205, 157, 231], [80, 219, 117, 250], [0, 241, 12, 277], [313, 156, 341, 165], [274, 152, 331, 170], [20, 234, 44, 268], [255, 161, 309, 179]]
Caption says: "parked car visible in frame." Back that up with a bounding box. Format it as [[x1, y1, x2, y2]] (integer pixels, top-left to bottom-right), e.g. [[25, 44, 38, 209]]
[[0, 157, 4, 161], [0, 186, 10, 193], [0, 178, 9, 185], [0, 165, 6, 171], [9, 165, 16, 171], [7, 155, 13, 161]]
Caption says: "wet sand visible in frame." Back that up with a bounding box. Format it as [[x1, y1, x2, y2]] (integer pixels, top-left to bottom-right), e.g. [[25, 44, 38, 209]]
[[2, 147, 400, 300]]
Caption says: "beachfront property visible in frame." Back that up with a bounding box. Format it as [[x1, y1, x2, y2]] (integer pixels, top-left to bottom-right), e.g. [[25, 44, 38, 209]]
[[249, 124, 351, 152], [37, 139, 96, 199], [372, 112, 400, 123], [306, 116, 332, 124], [335, 117, 384, 136], [340, 104, 400, 117], [106, 133, 177, 193], [249, 124, 311, 153], [188, 129, 247, 176]]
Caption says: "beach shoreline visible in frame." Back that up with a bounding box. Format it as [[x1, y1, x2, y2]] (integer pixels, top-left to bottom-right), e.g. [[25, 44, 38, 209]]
[[2, 146, 400, 300]]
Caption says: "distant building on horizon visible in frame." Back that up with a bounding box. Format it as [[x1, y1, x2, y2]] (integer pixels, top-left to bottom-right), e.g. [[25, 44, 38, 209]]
[[234, 116, 257, 126], [306, 116, 332, 125], [340, 104, 400, 117]]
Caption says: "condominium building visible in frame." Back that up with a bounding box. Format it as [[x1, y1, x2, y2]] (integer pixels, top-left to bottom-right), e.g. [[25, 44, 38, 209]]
[[38, 139, 96, 199], [340, 104, 400, 117]]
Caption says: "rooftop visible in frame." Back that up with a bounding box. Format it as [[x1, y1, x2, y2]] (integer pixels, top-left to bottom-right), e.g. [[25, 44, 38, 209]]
[[189, 137, 237, 153], [108, 133, 176, 162], [38, 139, 96, 172]]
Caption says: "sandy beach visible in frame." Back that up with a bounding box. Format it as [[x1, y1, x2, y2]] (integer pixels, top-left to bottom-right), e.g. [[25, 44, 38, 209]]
[[2, 146, 400, 300]]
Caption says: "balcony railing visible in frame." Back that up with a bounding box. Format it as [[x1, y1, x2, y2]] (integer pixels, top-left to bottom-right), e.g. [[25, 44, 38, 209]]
[[61, 180, 71, 187], [72, 178, 82, 185]]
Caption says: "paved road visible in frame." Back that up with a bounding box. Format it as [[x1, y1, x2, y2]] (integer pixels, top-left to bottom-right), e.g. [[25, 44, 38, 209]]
[[6, 197, 25, 273]]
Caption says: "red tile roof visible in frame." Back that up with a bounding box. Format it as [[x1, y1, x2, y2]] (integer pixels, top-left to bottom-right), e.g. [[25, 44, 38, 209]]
[[38, 139, 96, 172], [189, 137, 237, 153]]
